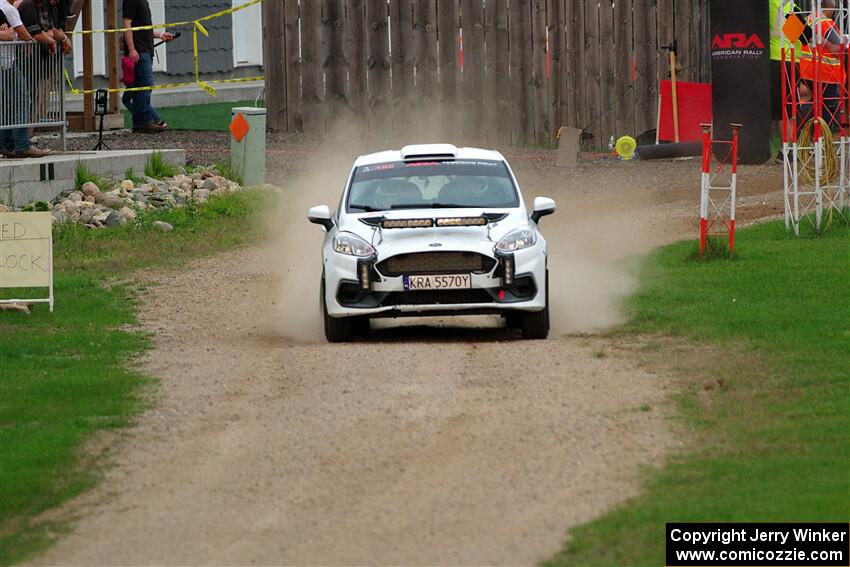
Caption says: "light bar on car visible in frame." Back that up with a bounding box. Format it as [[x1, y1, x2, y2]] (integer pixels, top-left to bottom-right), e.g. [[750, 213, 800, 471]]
[[358, 259, 373, 290], [500, 253, 515, 287], [381, 218, 434, 229], [435, 217, 488, 227]]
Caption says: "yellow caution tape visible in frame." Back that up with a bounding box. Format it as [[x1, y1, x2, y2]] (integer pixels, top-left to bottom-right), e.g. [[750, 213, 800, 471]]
[[64, 67, 263, 95], [65, 0, 265, 98], [66, 0, 263, 35]]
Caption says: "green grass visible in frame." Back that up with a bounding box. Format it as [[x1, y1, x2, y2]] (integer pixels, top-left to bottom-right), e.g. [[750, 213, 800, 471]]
[[74, 161, 111, 192], [0, 191, 270, 565], [123, 99, 259, 131], [124, 167, 145, 186], [144, 150, 179, 180], [546, 220, 850, 566]]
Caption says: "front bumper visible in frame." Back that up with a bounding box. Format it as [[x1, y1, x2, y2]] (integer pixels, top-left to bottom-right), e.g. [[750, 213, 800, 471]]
[[322, 245, 547, 318]]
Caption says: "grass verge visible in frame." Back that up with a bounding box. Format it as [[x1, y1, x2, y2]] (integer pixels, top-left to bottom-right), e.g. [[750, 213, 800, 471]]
[[123, 99, 258, 131], [546, 220, 850, 566], [0, 191, 270, 566]]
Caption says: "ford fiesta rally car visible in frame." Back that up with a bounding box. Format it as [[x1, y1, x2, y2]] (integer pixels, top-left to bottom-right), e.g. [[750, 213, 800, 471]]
[[308, 144, 556, 342]]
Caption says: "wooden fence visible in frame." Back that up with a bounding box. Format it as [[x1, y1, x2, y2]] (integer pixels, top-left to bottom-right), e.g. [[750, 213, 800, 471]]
[[263, 0, 711, 147]]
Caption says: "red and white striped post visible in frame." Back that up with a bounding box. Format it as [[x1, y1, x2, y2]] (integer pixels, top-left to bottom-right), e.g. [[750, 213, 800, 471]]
[[699, 122, 740, 257], [729, 123, 740, 255], [699, 123, 712, 257]]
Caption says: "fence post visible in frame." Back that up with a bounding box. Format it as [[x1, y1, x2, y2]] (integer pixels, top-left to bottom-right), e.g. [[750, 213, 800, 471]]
[[301, 0, 322, 134], [509, 0, 532, 146], [284, 1, 301, 132], [484, 0, 510, 146], [366, 0, 390, 132], [346, 0, 366, 119], [437, 0, 460, 139], [531, 0, 548, 145], [391, 0, 414, 130], [263, 0, 287, 131], [461, 0, 484, 143]]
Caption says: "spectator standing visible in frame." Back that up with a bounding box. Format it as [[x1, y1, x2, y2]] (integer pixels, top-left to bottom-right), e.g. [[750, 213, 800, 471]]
[[17, 0, 68, 138], [122, 0, 172, 133], [799, 0, 844, 130], [0, 0, 46, 158]]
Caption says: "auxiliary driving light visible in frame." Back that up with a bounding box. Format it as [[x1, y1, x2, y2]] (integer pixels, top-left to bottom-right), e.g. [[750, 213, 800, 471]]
[[382, 218, 434, 229], [435, 217, 488, 227], [500, 253, 515, 287], [358, 259, 374, 290]]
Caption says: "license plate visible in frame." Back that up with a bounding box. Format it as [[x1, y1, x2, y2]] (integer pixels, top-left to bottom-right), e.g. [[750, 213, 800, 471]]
[[403, 274, 471, 290]]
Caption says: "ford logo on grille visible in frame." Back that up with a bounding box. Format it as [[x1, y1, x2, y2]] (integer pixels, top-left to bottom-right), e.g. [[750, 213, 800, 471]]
[[428, 242, 443, 248]]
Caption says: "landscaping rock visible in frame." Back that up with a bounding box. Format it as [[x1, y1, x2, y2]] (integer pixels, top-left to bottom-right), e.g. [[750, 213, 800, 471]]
[[62, 200, 79, 216], [104, 210, 124, 227], [118, 207, 135, 222], [102, 191, 126, 210], [81, 181, 99, 196], [0, 204, 9, 213], [50, 209, 69, 224], [15, 164, 247, 230], [79, 208, 96, 224]]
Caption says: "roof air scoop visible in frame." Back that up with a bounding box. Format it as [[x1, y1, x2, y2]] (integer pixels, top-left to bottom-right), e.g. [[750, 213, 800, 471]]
[[400, 144, 458, 161]]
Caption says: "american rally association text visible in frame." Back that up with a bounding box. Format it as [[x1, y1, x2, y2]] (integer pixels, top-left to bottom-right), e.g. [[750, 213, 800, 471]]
[[670, 527, 849, 547]]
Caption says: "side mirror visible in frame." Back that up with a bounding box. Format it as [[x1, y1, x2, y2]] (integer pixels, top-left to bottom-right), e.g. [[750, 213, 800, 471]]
[[530, 196, 556, 224], [307, 205, 334, 230]]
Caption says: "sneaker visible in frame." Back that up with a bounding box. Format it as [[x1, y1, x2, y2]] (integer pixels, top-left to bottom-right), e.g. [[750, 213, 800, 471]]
[[0, 149, 14, 158], [14, 147, 50, 158]]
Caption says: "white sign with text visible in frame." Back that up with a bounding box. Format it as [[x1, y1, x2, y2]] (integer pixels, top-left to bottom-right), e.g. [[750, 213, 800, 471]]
[[0, 212, 54, 311]]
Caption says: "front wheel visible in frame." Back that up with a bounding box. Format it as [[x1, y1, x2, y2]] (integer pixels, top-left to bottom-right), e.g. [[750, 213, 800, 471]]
[[322, 277, 353, 342], [521, 270, 549, 339]]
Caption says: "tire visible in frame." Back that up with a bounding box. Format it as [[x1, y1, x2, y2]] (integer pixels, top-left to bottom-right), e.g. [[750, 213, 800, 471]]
[[521, 270, 550, 339], [504, 312, 523, 329], [352, 316, 371, 337], [322, 276, 353, 342]]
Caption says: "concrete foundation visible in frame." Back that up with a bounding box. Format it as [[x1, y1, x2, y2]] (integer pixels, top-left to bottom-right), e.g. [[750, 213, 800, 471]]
[[0, 149, 186, 207]]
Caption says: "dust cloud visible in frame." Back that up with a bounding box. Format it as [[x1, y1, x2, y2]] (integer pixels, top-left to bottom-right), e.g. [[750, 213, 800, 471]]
[[544, 213, 649, 335], [267, 112, 652, 340]]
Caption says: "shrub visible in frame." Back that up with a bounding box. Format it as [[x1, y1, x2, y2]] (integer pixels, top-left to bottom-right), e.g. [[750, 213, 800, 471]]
[[74, 162, 111, 192], [145, 151, 179, 179]]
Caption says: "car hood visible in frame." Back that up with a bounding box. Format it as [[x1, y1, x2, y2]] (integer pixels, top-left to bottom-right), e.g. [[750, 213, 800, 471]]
[[338, 208, 531, 257]]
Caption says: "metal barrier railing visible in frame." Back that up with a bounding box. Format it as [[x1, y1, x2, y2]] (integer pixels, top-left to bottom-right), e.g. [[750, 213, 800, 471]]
[[0, 41, 66, 148]]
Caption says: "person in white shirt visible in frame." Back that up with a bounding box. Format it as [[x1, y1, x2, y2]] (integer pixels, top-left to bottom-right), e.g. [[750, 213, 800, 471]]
[[0, 0, 45, 158]]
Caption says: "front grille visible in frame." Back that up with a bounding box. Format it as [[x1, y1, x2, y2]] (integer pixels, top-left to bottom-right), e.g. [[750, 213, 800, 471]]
[[377, 252, 496, 276], [382, 289, 494, 306]]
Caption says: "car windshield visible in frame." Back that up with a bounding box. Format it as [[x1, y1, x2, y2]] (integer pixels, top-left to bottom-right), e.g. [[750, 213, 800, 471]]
[[347, 159, 519, 212]]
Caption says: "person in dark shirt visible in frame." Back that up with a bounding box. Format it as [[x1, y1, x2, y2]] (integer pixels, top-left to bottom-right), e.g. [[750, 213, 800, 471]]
[[122, 0, 172, 133], [18, 0, 69, 143]]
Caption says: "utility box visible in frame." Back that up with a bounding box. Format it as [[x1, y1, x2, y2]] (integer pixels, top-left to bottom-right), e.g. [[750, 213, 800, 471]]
[[230, 106, 266, 187]]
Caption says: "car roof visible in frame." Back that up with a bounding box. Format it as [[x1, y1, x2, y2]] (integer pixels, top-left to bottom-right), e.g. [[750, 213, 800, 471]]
[[353, 144, 506, 167]]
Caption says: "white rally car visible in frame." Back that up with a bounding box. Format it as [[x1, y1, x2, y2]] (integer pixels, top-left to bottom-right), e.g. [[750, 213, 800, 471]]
[[308, 144, 556, 342]]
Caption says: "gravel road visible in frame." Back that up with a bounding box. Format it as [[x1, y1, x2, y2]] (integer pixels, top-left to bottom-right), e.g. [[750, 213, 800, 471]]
[[30, 143, 784, 566]]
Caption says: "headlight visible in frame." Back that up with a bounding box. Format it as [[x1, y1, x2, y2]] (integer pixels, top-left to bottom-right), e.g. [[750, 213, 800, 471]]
[[333, 232, 376, 257], [495, 228, 537, 252]]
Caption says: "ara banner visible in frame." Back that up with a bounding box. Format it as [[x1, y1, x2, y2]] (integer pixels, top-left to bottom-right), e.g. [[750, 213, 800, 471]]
[[710, 0, 772, 164]]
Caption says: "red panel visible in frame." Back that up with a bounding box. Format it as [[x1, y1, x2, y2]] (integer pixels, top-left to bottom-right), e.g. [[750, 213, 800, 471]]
[[658, 80, 713, 143]]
